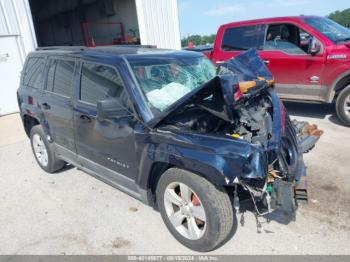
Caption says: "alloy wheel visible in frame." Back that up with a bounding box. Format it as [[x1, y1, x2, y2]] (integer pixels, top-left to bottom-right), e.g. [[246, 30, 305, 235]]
[[163, 182, 207, 240], [32, 134, 49, 167], [344, 94, 350, 117]]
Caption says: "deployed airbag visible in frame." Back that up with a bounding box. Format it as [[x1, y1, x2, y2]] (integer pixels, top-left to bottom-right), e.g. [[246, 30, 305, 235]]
[[146, 82, 191, 111]]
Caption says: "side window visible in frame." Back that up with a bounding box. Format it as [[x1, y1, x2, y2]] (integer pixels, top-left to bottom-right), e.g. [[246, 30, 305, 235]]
[[80, 63, 125, 105], [23, 57, 45, 89], [221, 25, 266, 51], [46, 59, 75, 97], [299, 29, 312, 53], [264, 24, 309, 55]]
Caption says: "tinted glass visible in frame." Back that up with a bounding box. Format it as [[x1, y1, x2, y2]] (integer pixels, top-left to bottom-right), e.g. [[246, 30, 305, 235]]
[[304, 17, 350, 43], [46, 60, 55, 92], [221, 25, 266, 51], [23, 57, 45, 89], [264, 24, 307, 54], [46, 59, 75, 97], [80, 63, 124, 105]]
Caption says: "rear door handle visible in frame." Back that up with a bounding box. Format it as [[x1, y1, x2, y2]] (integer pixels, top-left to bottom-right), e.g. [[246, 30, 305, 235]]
[[263, 60, 270, 64], [79, 114, 91, 123], [42, 102, 51, 110]]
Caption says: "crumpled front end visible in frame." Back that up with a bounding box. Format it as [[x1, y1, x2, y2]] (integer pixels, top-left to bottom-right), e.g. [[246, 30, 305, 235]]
[[217, 49, 323, 216], [156, 49, 322, 216]]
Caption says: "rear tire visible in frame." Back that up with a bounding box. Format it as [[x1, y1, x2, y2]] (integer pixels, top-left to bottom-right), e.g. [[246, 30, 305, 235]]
[[30, 125, 65, 173], [336, 85, 350, 127], [156, 168, 234, 252]]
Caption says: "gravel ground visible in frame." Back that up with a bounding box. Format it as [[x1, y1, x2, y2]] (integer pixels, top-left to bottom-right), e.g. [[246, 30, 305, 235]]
[[0, 104, 349, 255]]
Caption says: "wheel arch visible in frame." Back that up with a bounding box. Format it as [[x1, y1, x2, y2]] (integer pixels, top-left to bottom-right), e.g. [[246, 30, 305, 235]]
[[328, 70, 350, 103], [143, 159, 230, 207], [146, 162, 173, 205], [23, 114, 40, 137]]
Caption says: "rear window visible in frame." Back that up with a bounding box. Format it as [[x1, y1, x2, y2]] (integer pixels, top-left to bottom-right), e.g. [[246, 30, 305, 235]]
[[46, 59, 75, 97], [23, 57, 45, 89], [221, 25, 266, 51]]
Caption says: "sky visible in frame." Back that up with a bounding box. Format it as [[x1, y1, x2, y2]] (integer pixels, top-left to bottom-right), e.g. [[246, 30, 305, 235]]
[[178, 0, 350, 37]]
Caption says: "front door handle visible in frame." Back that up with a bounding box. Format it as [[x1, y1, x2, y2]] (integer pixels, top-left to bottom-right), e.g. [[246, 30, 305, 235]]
[[79, 114, 91, 123], [42, 102, 51, 110], [263, 60, 270, 64]]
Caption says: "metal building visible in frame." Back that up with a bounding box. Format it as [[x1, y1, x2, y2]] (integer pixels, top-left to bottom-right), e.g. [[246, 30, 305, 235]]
[[0, 0, 181, 115]]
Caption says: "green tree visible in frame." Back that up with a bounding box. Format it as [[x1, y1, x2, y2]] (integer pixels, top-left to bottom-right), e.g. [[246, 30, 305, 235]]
[[201, 34, 216, 45], [181, 34, 216, 47], [328, 8, 350, 27]]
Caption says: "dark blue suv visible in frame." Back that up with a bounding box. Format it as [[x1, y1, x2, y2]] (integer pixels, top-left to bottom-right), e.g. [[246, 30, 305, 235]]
[[17, 46, 320, 251]]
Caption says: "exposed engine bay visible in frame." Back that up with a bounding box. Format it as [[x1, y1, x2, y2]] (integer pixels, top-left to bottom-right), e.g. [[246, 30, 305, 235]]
[[158, 49, 279, 149], [157, 49, 323, 217], [161, 88, 274, 148]]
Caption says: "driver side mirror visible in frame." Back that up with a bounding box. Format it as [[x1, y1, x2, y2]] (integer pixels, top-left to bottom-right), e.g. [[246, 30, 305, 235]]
[[97, 99, 132, 121], [309, 37, 321, 56]]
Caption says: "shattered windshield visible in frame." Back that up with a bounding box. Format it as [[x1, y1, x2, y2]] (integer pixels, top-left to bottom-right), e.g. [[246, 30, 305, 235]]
[[303, 17, 350, 43], [127, 54, 216, 116]]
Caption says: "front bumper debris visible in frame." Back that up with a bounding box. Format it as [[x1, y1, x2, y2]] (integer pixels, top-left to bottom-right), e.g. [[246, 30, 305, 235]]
[[270, 179, 296, 213], [217, 50, 323, 218], [293, 120, 323, 153], [241, 120, 323, 217], [264, 120, 322, 213]]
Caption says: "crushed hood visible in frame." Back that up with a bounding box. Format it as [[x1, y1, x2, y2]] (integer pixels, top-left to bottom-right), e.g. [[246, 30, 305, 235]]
[[148, 49, 273, 128]]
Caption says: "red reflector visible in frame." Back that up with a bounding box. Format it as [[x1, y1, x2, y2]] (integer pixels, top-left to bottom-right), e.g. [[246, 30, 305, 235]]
[[28, 96, 33, 105], [234, 88, 242, 101]]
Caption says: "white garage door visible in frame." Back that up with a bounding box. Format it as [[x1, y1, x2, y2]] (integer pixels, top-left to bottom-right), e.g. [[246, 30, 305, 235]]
[[0, 36, 23, 115]]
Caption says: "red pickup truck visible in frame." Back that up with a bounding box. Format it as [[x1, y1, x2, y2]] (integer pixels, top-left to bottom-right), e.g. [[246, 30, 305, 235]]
[[207, 16, 350, 126]]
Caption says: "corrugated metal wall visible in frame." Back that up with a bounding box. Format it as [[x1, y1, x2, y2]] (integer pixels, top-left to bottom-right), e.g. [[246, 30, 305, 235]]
[[135, 0, 181, 50], [0, 0, 37, 115], [0, 0, 37, 60], [0, 0, 20, 36]]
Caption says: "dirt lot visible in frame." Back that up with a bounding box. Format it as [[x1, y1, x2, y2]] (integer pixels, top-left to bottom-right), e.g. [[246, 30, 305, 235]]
[[0, 103, 349, 255], [284, 102, 350, 232]]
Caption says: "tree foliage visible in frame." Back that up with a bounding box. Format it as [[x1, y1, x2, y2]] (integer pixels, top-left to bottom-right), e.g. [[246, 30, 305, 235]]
[[181, 34, 216, 47], [328, 8, 350, 27]]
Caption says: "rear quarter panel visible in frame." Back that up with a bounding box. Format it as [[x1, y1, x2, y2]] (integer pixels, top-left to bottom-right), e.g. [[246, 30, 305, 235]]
[[17, 55, 46, 128]]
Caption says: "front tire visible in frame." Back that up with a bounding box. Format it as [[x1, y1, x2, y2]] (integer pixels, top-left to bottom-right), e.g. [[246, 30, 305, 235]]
[[156, 168, 234, 252], [30, 125, 65, 173], [336, 85, 350, 127]]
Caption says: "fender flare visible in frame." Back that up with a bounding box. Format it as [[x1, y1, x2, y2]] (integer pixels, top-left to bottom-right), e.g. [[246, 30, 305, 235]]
[[327, 69, 350, 102], [21, 104, 50, 137], [136, 147, 245, 190]]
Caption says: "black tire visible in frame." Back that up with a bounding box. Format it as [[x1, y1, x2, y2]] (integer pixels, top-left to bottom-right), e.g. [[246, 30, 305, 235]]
[[156, 168, 234, 252], [30, 125, 65, 173], [336, 85, 350, 127]]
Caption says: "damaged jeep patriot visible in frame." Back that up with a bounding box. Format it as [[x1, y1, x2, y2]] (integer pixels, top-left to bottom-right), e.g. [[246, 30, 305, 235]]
[[17, 46, 321, 251]]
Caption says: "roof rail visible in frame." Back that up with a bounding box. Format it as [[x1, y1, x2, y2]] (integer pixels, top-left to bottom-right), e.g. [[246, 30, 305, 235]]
[[108, 44, 157, 48], [35, 45, 157, 51], [36, 46, 86, 51]]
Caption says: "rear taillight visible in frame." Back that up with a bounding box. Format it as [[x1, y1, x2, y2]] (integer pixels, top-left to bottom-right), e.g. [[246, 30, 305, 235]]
[[28, 96, 33, 105]]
